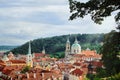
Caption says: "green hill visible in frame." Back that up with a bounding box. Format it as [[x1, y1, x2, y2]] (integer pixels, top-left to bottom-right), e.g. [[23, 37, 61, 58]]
[[9, 34, 104, 55]]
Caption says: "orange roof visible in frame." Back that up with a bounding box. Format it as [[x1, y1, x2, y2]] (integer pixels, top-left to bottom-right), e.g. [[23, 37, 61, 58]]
[[81, 67, 88, 74], [73, 50, 102, 59], [81, 64, 88, 68], [34, 53, 45, 57], [82, 50, 97, 56], [73, 62, 82, 66], [71, 68, 83, 76], [0, 60, 5, 65], [2, 69, 12, 75], [9, 60, 26, 64], [91, 61, 103, 67]]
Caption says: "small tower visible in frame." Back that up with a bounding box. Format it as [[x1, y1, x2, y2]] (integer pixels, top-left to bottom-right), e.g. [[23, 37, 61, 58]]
[[2, 55, 9, 61], [65, 37, 71, 57], [26, 41, 33, 67], [42, 46, 45, 54]]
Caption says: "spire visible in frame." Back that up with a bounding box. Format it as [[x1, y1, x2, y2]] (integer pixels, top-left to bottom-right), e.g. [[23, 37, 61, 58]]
[[42, 46, 45, 54], [74, 36, 78, 44], [28, 41, 31, 54], [27, 40, 33, 67], [67, 36, 70, 43]]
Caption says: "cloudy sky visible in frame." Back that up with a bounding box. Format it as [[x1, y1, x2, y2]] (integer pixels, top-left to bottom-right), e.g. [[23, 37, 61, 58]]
[[0, 0, 116, 45]]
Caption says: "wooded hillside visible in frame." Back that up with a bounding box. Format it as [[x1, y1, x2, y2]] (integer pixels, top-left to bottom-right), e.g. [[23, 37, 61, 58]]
[[10, 34, 104, 55]]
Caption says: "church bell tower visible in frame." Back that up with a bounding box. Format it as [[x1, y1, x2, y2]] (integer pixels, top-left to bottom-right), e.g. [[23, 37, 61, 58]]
[[26, 41, 33, 67], [65, 37, 71, 57]]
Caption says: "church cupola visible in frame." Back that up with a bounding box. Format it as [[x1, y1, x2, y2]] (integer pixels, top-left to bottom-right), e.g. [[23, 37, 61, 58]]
[[71, 37, 81, 54]]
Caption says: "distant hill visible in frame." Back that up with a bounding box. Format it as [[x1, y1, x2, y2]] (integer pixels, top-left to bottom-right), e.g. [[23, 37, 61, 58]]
[[9, 34, 104, 55], [0, 46, 17, 52]]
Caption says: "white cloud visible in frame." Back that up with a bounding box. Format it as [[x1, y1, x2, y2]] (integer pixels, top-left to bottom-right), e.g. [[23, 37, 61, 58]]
[[0, 5, 69, 19], [0, 0, 117, 45], [0, 0, 68, 7]]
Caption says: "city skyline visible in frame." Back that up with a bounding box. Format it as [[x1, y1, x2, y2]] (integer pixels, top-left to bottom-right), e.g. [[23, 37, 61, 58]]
[[0, 0, 116, 45]]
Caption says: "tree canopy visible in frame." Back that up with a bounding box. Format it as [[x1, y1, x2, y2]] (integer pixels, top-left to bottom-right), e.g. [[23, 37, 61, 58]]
[[101, 30, 120, 76], [69, 0, 120, 25], [68, 0, 120, 78]]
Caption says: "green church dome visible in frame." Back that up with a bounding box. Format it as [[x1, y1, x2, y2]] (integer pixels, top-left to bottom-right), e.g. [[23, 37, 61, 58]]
[[71, 43, 81, 49], [71, 37, 81, 54]]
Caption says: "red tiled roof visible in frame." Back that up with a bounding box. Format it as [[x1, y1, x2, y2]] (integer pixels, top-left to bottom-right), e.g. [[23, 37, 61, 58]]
[[0, 60, 5, 65], [73, 62, 82, 66], [71, 68, 83, 76], [81, 68, 88, 74], [9, 60, 26, 64], [91, 61, 103, 67], [73, 50, 102, 59], [82, 50, 96, 56], [2, 69, 12, 75], [34, 53, 45, 57], [82, 64, 87, 68]]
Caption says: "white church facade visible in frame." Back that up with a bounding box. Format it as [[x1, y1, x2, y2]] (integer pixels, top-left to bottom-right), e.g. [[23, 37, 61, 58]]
[[65, 37, 81, 57]]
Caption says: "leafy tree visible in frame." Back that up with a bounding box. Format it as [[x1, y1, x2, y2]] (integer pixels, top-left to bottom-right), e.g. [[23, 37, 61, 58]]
[[101, 30, 120, 76], [68, 0, 120, 77], [69, 0, 120, 25], [96, 67, 107, 78], [21, 66, 30, 73], [105, 72, 120, 80]]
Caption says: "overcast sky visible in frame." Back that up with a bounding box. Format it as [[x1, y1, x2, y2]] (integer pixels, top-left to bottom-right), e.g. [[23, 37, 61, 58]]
[[0, 0, 116, 45]]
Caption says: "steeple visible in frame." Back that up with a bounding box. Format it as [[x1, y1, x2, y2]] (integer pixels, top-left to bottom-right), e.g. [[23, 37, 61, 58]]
[[74, 36, 78, 44], [26, 40, 33, 67], [65, 36, 71, 57], [28, 41, 31, 55], [42, 46, 45, 54], [67, 36, 70, 43]]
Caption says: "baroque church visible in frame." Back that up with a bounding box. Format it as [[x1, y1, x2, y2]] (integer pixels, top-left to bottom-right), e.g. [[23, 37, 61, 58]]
[[65, 37, 102, 61], [65, 37, 81, 57]]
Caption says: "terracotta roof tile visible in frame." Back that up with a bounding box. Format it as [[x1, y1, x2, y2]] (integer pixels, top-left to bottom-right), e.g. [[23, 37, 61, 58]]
[[71, 68, 83, 76], [9, 60, 26, 64], [91, 61, 103, 67], [73, 62, 82, 66]]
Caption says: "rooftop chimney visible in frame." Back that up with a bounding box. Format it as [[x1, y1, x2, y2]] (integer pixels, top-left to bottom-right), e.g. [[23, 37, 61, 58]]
[[33, 73, 36, 78], [42, 73, 44, 79], [26, 72, 29, 79]]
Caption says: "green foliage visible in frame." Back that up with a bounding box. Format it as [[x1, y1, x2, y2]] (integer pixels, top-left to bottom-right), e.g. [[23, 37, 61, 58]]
[[96, 67, 107, 78], [10, 34, 104, 55], [101, 30, 120, 76], [21, 66, 30, 73], [69, 0, 120, 24], [110, 73, 120, 80], [84, 77, 90, 80], [105, 72, 120, 80], [50, 52, 65, 58]]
